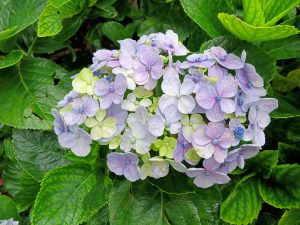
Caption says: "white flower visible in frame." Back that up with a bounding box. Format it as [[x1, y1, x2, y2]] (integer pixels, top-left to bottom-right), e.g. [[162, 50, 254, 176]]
[[121, 93, 152, 111]]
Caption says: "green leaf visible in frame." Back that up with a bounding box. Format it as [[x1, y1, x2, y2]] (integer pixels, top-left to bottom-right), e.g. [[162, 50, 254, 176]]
[[0, 26, 18, 41], [0, 50, 23, 69], [35, 9, 86, 50], [83, 172, 112, 213], [138, 2, 196, 41], [0, 0, 47, 39], [13, 129, 70, 181], [278, 208, 300, 225], [38, 4, 63, 37], [148, 168, 195, 194], [58, 0, 85, 18], [218, 13, 299, 42], [0, 58, 68, 129], [271, 94, 300, 118], [0, 195, 20, 221], [86, 206, 109, 225], [31, 164, 102, 225], [179, 0, 232, 38], [200, 36, 276, 83], [102, 22, 135, 42], [109, 181, 223, 225], [279, 142, 300, 164], [220, 173, 263, 225], [247, 150, 278, 178], [164, 188, 223, 225], [50, 0, 72, 8], [2, 160, 22, 197], [242, 0, 265, 26], [263, 0, 300, 26], [259, 164, 300, 208], [15, 171, 40, 213], [261, 35, 300, 59]]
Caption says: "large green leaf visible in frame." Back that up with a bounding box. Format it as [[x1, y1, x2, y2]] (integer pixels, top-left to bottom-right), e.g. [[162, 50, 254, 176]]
[[2, 160, 22, 197], [179, 0, 231, 38], [259, 164, 300, 209], [31, 164, 103, 225], [0, 50, 23, 69], [242, 0, 265, 26], [33, 13, 85, 54], [278, 142, 300, 164], [0, 195, 20, 221], [138, 1, 196, 41], [278, 208, 300, 225], [0, 58, 69, 129], [148, 168, 195, 194], [37, 4, 63, 37], [15, 171, 40, 213], [200, 36, 276, 83], [220, 173, 263, 225], [0, 0, 47, 39], [263, 0, 300, 26], [50, 0, 72, 8], [13, 129, 70, 181], [164, 188, 223, 225], [271, 94, 300, 119], [102, 22, 135, 42], [218, 13, 299, 42], [247, 150, 278, 178], [109, 181, 223, 225], [261, 35, 300, 59]]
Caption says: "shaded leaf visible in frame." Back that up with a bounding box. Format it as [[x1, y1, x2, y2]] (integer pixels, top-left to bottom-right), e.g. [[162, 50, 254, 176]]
[[278, 208, 300, 225], [247, 150, 278, 178], [278, 142, 300, 164], [0, 195, 20, 221], [0, 58, 68, 129], [102, 22, 135, 42], [13, 129, 70, 181], [0, 0, 47, 39], [261, 35, 300, 59], [0, 50, 23, 69], [259, 164, 300, 209]]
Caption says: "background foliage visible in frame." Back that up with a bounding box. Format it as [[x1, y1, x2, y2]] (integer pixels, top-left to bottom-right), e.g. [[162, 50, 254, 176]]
[[0, 0, 300, 224]]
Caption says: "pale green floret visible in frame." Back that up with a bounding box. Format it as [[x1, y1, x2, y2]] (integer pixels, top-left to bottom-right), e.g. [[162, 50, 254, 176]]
[[152, 137, 177, 159], [108, 135, 122, 149], [185, 148, 201, 164], [85, 109, 117, 140], [72, 68, 98, 95]]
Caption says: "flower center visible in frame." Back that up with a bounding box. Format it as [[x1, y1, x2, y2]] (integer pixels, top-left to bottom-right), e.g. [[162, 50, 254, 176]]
[[220, 55, 227, 61], [125, 159, 131, 165], [195, 55, 207, 62], [106, 76, 112, 82], [215, 96, 222, 102], [182, 141, 189, 148], [204, 171, 210, 176], [130, 137, 136, 144], [237, 98, 243, 106], [234, 126, 245, 140], [146, 65, 151, 71], [168, 43, 174, 49], [109, 84, 114, 92], [212, 139, 219, 145], [192, 76, 200, 83], [78, 107, 84, 113]]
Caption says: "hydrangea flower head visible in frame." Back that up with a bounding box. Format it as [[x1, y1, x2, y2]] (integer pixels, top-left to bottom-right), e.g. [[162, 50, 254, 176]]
[[52, 30, 278, 188]]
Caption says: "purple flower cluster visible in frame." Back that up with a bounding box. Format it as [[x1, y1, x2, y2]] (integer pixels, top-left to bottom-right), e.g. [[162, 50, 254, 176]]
[[52, 30, 278, 187]]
